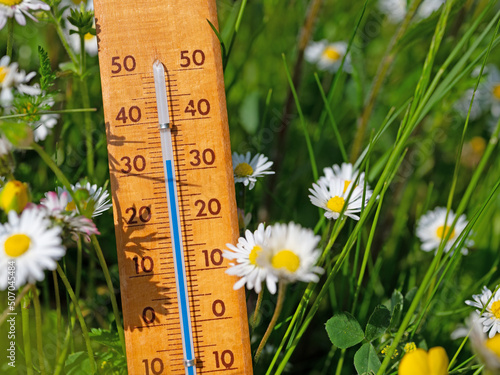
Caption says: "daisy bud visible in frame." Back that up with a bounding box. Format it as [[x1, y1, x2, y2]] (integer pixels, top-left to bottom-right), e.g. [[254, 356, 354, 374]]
[[0, 180, 30, 214]]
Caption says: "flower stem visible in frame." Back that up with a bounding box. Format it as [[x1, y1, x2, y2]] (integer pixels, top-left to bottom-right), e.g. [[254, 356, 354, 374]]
[[52, 270, 62, 363], [49, 10, 78, 66], [251, 291, 264, 329], [334, 349, 346, 375], [350, 0, 423, 162], [0, 283, 30, 325], [91, 235, 126, 353], [6, 18, 14, 59], [53, 326, 73, 375], [32, 286, 46, 375], [75, 236, 83, 299], [31, 142, 83, 211], [78, 34, 95, 180], [21, 289, 34, 375], [56, 264, 96, 373], [254, 282, 287, 362], [0, 108, 96, 121]]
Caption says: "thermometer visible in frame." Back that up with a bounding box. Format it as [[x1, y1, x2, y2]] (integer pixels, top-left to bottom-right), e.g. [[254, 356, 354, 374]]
[[93, 1, 253, 373]]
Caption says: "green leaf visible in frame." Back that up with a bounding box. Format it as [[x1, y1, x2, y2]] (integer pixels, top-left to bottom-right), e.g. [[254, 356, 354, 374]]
[[89, 327, 123, 352], [325, 312, 364, 349], [207, 18, 227, 67], [365, 305, 391, 342], [389, 290, 403, 329], [67, 8, 95, 35], [59, 61, 79, 75], [65, 352, 92, 375], [38, 46, 56, 91], [354, 343, 381, 375], [239, 91, 260, 134], [0, 121, 32, 147], [395, 0, 467, 50]]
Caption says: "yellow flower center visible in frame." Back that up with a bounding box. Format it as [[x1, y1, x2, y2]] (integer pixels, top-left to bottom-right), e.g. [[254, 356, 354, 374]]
[[19, 102, 40, 123], [381, 345, 399, 359], [4, 234, 31, 257], [493, 84, 500, 100], [327, 196, 345, 213], [66, 188, 91, 212], [0, 0, 23, 6], [343, 180, 351, 194], [66, 201, 77, 211], [404, 342, 417, 353], [322, 46, 341, 61], [84, 33, 94, 41], [0, 66, 8, 83], [485, 335, 500, 358], [271, 250, 300, 273], [249, 245, 262, 266], [491, 301, 500, 319], [234, 162, 254, 177], [436, 225, 455, 240], [470, 136, 486, 155]]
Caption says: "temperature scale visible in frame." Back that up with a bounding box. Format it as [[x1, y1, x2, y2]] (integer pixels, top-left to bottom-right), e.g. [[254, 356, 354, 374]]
[[93, 1, 252, 373]]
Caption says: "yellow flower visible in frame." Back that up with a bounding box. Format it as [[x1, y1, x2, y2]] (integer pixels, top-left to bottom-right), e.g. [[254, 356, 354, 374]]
[[404, 342, 417, 353], [399, 347, 449, 375], [0, 180, 30, 214]]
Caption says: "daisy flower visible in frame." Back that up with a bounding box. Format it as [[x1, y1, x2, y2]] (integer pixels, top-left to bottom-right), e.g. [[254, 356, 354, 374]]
[[319, 162, 366, 194], [0, 0, 50, 30], [0, 208, 65, 290], [304, 40, 351, 73], [232, 152, 274, 190], [378, 0, 445, 24], [466, 286, 500, 339], [39, 190, 100, 239], [483, 65, 500, 119], [417, 0, 446, 19], [258, 222, 323, 288], [454, 65, 500, 123], [462, 313, 500, 371], [223, 223, 276, 294], [416, 207, 473, 254], [309, 176, 372, 220], [0, 55, 40, 107], [32, 113, 58, 141], [59, 181, 112, 218]]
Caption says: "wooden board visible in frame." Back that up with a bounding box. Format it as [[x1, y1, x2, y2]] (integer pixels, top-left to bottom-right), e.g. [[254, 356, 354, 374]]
[[93, 1, 252, 373]]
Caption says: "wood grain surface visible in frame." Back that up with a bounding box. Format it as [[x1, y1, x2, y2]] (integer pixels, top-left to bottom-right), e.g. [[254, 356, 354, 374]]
[[93, 1, 252, 373]]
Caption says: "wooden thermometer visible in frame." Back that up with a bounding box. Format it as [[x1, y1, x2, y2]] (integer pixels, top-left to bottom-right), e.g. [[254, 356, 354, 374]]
[[93, 1, 252, 374]]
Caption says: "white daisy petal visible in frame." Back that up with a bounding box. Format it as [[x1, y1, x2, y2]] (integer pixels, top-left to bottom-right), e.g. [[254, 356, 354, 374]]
[[232, 152, 274, 190], [309, 163, 372, 221], [465, 286, 500, 340], [305, 40, 351, 73], [0, 0, 50, 29], [416, 207, 473, 255], [223, 223, 273, 293], [0, 207, 65, 290], [257, 222, 323, 286]]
